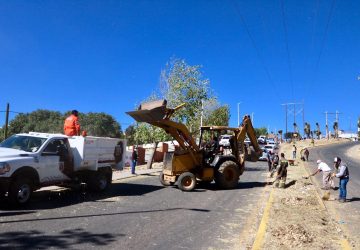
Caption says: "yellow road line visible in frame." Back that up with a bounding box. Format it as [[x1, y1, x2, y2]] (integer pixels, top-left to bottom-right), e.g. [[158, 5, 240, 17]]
[[252, 189, 274, 250]]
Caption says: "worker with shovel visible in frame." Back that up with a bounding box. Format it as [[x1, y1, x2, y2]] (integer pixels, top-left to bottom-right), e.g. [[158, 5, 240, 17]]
[[273, 153, 288, 188], [309, 160, 335, 190]]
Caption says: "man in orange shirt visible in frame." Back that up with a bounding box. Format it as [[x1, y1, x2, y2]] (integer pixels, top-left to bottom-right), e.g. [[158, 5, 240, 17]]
[[64, 110, 81, 136]]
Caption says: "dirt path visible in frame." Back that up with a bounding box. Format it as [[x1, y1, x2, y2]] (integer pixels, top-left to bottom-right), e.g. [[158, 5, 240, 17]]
[[255, 139, 356, 249]]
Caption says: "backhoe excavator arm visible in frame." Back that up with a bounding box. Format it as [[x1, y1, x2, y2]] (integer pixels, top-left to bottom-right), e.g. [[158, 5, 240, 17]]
[[126, 100, 201, 166], [237, 115, 262, 162]]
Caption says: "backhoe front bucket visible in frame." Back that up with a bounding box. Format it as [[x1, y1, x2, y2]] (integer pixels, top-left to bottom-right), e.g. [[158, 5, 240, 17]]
[[126, 100, 168, 123]]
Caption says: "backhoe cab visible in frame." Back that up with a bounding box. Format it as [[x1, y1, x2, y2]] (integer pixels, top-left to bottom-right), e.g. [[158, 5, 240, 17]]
[[126, 99, 261, 191]]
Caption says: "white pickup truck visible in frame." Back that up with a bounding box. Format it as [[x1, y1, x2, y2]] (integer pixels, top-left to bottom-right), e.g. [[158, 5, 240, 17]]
[[0, 132, 126, 205]]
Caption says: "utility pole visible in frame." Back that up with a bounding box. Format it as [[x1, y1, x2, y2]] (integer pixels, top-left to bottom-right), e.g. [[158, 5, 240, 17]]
[[200, 100, 204, 127], [302, 101, 305, 136], [4, 103, 9, 139], [237, 102, 241, 127], [281, 102, 303, 139]]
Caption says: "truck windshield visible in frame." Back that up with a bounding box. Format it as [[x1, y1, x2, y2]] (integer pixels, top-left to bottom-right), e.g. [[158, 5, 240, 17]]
[[0, 135, 47, 152]]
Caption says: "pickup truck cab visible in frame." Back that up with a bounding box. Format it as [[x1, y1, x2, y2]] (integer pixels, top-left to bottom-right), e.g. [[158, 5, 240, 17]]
[[0, 132, 125, 205]]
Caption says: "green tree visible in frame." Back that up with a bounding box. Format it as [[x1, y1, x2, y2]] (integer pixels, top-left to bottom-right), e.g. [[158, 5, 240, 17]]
[[79, 112, 122, 138], [8, 110, 63, 134], [304, 122, 311, 139], [278, 130, 283, 142], [133, 57, 230, 144], [125, 125, 137, 145], [6, 110, 122, 138], [315, 122, 321, 139], [333, 121, 338, 138], [203, 101, 230, 127], [134, 123, 171, 145], [254, 127, 267, 138], [160, 58, 212, 133], [0, 127, 4, 142]]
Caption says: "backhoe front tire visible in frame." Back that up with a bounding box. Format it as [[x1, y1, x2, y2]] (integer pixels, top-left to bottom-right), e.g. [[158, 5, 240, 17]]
[[215, 161, 240, 189], [159, 172, 173, 186], [177, 172, 196, 191]]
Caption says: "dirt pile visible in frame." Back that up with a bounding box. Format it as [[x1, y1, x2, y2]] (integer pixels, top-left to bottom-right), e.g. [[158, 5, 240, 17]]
[[272, 224, 314, 247]]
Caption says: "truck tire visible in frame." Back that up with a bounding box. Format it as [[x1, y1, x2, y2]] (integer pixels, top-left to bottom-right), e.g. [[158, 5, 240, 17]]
[[88, 170, 112, 192], [177, 172, 196, 191], [159, 172, 173, 186], [8, 177, 33, 205], [215, 161, 240, 189]]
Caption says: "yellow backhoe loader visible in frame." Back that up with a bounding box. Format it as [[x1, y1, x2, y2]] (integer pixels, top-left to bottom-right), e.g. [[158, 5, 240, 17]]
[[126, 100, 262, 191]]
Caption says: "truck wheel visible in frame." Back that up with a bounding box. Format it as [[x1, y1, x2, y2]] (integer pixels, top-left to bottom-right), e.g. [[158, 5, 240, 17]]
[[159, 172, 173, 186], [88, 171, 111, 192], [215, 161, 240, 189], [177, 172, 196, 191], [9, 177, 33, 205]]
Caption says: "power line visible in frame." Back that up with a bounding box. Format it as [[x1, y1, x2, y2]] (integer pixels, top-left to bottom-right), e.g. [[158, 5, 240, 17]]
[[312, 0, 337, 82], [231, 0, 281, 100], [280, 0, 294, 101]]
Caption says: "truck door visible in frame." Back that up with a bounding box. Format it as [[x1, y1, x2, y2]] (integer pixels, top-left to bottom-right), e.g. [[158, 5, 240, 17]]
[[38, 139, 71, 184]]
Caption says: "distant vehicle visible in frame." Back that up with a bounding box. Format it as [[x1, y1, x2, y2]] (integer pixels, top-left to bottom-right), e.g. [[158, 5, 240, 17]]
[[267, 138, 275, 143], [219, 135, 231, 148], [258, 148, 268, 161], [244, 137, 251, 144], [258, 138, 266, 144], [266, 141, 275, 146], [264, 144, 279, 154], [259, 135, 266, 140]]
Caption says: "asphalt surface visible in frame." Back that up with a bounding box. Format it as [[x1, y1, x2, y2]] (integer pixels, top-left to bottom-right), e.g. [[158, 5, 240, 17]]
[[0, 161, 270, 250], [305, 141, 360, 242]]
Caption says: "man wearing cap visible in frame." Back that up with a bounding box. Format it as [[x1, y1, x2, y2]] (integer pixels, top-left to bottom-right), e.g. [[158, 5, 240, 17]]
[[332, 157, 350, 202], [64, 110, 81, 136], [310, 159, 335, 190]]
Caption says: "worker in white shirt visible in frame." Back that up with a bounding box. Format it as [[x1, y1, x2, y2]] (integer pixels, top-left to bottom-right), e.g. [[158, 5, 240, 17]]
[[309, 159, 335, 190]]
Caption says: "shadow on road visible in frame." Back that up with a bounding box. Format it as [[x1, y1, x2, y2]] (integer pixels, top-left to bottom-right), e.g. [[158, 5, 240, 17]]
[[285, 180, 297, 188], [347, 197, 360, 202], [0, 182, 164, 211], [0, 228, 120, 249], [0, 211, 36, 217], [244, 167, 266, 172], [0, 207, 210, 225], [196, 181, 268, 191]]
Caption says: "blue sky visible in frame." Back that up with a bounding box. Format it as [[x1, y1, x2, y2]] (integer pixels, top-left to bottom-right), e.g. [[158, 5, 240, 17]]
[[0, 0, 359, 134]]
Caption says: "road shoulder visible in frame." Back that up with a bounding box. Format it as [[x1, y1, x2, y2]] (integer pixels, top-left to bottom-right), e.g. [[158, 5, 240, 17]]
[[254, 140, 354, 249]]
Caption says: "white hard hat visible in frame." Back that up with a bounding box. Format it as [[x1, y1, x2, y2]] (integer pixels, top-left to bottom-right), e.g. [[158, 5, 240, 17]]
[[316, 160, 321, 164]]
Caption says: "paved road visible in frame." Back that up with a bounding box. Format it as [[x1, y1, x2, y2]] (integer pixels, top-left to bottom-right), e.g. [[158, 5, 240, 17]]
[[0, 161, 270, 250], [305, 141, 360, 243]]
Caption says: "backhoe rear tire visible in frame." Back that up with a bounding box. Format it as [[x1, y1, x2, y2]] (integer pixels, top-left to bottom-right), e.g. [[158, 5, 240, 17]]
[[215, 161, 240, 189], [177, 172, 196, 191]]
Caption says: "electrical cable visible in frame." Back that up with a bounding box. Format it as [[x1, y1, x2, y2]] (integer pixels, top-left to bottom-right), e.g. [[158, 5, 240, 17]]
[[312, 0, 337, 85], [280, 0, 294, 101], [231, 0, 282, 101]]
